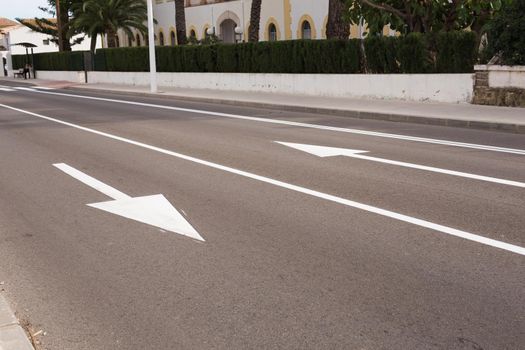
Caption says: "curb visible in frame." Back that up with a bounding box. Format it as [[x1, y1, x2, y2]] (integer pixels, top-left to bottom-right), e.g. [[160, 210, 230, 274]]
[[67, 86, 525, 135], [0, 295, 35, 350]]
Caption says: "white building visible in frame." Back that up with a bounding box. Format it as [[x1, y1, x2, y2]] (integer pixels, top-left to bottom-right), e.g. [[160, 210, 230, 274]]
[[116, 0, 393, 48]]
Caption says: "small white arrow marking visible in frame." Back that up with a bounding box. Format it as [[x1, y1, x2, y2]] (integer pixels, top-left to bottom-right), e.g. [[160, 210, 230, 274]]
[[276, 142, 525, 188], [53, 163, 204, 241]]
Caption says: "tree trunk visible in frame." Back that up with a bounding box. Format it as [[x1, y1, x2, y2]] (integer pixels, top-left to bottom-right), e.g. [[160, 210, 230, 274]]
[[107, 30, 117, 48], [175, 0, 187, 45], [248, 0, 262, 42], [326, 0, 349, 39], [60, 5, 71, 51], [90, 34, 97, 55]]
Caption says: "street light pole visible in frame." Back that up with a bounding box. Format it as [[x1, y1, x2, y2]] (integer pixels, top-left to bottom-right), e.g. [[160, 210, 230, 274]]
[[146, 0, 158, 93]]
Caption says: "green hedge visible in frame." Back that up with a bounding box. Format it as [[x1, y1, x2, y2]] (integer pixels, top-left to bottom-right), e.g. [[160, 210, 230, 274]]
[[93, 39, 362, 74], [364, 31, 476, 74], [435, 31, 477, 73], [13, 51, 86, 71], [11, 32, 477, 74]]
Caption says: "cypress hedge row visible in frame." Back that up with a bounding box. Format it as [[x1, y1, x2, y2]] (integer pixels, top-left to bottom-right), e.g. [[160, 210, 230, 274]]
[[12, 31, 477, 74], [12, 51, 85, 71], [93, 40, 362, 74]]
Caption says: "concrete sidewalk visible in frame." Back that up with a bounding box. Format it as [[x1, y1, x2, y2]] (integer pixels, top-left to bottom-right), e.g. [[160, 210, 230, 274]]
[[0, 294, 34, 350], [2, 77, 525, 133]]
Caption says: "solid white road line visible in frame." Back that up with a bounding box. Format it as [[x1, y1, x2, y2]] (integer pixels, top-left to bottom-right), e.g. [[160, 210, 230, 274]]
[[32, 87, 55, 90], [0, 88, 15, 92], [277, 142, 525, 188], [2, 102, 524, 256], [15, 89, 525, 156]]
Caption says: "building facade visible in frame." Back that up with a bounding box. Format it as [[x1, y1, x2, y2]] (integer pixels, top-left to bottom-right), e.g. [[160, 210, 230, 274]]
[[117, 0, 392, 48]]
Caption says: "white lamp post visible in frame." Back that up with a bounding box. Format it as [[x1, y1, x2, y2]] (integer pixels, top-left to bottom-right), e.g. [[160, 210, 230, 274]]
[[234, 26, 243, 43], [146, 0, 157, 93]]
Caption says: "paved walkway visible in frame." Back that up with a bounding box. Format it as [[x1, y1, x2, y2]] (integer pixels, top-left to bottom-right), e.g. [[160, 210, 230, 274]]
[[0, 294, 34, 350], [2, 77, 524, 133]]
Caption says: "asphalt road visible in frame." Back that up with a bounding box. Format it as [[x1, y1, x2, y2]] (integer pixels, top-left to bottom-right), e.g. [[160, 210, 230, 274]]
[[0, 82, 524, 350]]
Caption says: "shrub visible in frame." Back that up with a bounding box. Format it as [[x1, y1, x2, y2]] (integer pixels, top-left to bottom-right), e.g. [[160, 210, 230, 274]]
[[12, 51, 86, 70], [435, 31, 477, 73], [397, 33, 431, 73], [10, 32, 477, 74], [364, 36, 399, 73]]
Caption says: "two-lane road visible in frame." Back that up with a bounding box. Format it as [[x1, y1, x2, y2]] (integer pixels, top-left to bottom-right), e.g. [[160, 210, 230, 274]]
[[0, 83, 524, 349]]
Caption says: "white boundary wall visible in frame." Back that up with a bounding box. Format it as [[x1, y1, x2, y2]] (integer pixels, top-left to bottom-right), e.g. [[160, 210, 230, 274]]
[[37, 70, 475, 103], [36, 70, 85, 84], [475, 65, 525, 89]]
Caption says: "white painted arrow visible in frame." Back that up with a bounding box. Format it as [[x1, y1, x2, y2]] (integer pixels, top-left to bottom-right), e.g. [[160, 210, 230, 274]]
[[276, 142, 525, 188], [53, 163, 204, 241]]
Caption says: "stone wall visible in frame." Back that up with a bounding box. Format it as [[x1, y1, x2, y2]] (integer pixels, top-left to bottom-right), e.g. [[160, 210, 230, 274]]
[[473, 65, 525, 107]]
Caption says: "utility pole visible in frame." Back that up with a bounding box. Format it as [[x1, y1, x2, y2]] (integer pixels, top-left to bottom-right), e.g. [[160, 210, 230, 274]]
[[56, 0, 64, 51], [146, 0, 158, 93]]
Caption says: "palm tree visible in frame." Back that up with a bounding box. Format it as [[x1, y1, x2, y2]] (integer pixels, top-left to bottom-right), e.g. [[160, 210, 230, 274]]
[[248, 0, 262, 42], [71, 0, 148, 54], [174, 0, 187, 45], [326, 0, 349, 39]]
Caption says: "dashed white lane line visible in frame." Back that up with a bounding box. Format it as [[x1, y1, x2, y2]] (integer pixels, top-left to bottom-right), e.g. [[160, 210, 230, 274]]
[[1, 102, 524, 256], [13, 88, 525, 156], [11, 87, 37, 92], [0, 86, 55, 92]]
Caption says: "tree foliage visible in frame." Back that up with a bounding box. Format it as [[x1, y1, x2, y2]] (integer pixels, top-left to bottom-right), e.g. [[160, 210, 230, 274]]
[[484, 0, 525, 65], [345, 0, 510, 39], [17, 0, 84, 51]]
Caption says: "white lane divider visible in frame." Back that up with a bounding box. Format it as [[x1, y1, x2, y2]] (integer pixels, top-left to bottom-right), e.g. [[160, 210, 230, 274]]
[[276, 142, 525, 188], [0, 87, 16, 92], [14, 88, 525, 156], [1, 102, 524, 256]]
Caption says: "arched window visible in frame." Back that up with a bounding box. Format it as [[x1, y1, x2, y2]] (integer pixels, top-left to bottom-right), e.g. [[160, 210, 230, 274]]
[[136, 34, 141, 47], [170, 31, 176, 46], [268, 23, 277, 41], [159, 31, 165, 46], [128, 35, 133, 47], [115, 35, 120, 48], [301, 21, 312, 40], [190, 29, 196, 40]]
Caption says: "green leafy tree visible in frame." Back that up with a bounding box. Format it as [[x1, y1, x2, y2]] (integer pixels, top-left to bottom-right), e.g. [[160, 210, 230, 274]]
[[484, 0, 525, 65], [17, 0, 84, 51], [71, 0, 148, 54]]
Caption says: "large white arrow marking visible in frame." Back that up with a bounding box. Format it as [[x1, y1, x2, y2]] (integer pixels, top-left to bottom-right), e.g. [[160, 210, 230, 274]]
[[53, 163, 204, 241], [276, 142, 525, 188]]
